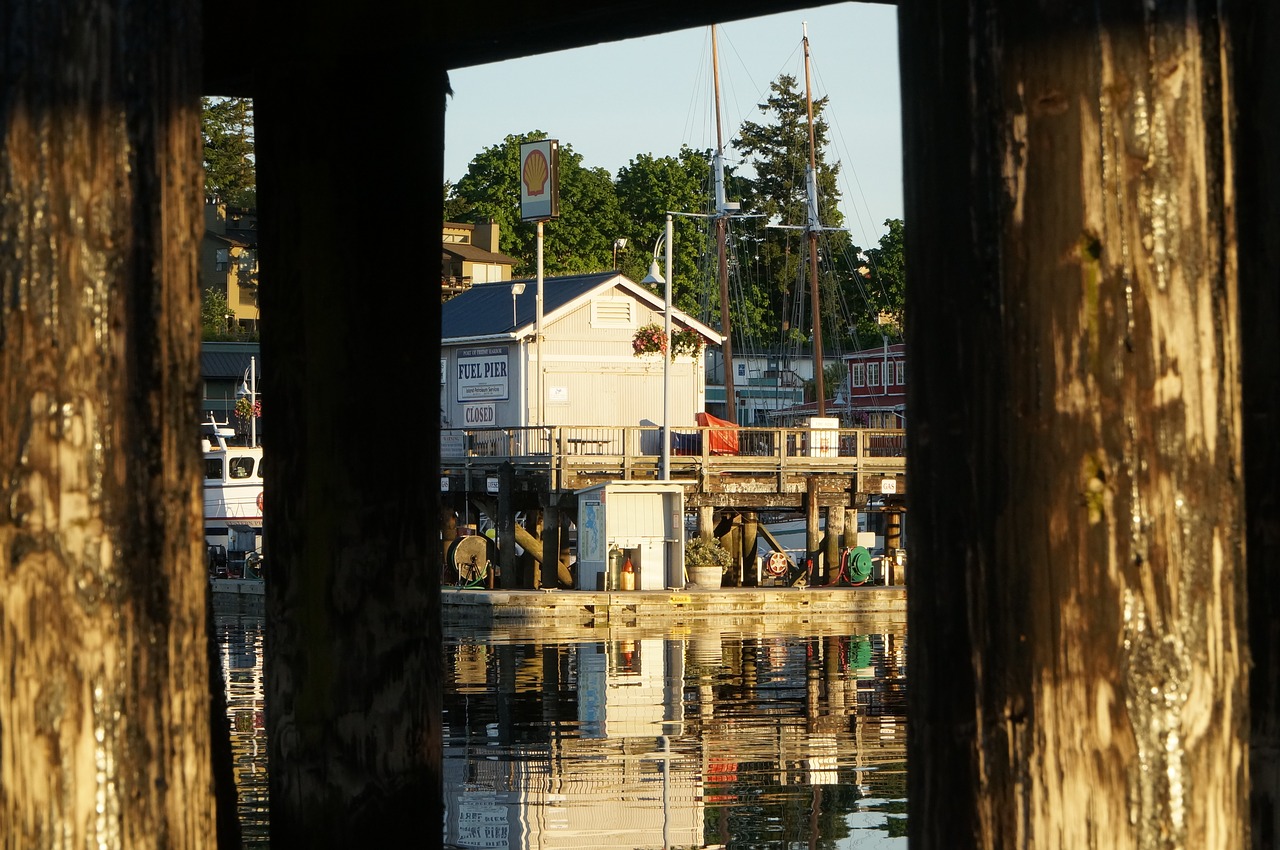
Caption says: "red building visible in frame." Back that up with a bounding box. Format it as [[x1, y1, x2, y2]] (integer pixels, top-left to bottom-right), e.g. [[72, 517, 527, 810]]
[[842, 342, 906, 429]]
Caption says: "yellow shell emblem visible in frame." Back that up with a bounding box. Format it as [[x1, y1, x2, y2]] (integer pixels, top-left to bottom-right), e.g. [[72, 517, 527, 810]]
[[522, 150, 549, 196]]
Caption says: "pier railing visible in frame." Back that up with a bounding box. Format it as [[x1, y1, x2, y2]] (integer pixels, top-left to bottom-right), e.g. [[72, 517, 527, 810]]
[[440, 424, 906, 489]]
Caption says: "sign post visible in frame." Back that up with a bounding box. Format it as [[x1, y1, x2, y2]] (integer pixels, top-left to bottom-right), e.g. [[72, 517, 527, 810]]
[[519, 140, 559, 429]]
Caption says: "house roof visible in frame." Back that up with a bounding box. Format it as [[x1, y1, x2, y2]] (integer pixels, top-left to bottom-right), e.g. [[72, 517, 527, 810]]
[[441, 271, 722, 344], [441, 242, 519, 266], [201, 348, 261, 382]]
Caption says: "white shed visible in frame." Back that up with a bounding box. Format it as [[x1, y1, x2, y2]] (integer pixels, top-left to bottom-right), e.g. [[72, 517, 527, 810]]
[[575, 481, 686, 591], [440, 272, 720, 433]]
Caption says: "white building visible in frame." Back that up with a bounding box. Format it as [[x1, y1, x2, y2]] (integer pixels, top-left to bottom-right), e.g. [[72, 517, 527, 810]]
[[440, 271, 720, 435]]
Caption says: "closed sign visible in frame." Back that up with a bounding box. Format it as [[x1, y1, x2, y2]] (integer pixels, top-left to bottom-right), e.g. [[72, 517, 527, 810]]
[[463, 404, 496, 426]]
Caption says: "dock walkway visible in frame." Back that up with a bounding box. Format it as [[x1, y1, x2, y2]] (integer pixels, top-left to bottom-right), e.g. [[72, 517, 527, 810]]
[[442, 584, 906, 629]]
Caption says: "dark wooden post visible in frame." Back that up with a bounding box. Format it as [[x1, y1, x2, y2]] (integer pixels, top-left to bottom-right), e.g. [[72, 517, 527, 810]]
[[255, 5, 442, 842], [900, 3, 1247, 847], [1230, 1, 1280, 842], [0, 0, 219, 843], [541, 498, 561, 589]]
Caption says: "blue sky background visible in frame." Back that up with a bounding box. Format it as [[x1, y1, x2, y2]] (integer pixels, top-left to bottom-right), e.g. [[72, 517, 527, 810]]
[[444, 2, 903, 246]]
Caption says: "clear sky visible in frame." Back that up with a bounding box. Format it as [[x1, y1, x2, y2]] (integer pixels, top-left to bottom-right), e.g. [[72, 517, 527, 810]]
[[444, 2, 902, 247]]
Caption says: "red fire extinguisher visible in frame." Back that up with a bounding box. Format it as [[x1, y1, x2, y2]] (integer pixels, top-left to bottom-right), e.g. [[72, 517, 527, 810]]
[[621, 556, 636, 591]]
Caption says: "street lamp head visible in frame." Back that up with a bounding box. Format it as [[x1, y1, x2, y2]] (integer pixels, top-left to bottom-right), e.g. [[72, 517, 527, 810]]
[[640, 261, 665, 286], [510, 282, 526, 295]]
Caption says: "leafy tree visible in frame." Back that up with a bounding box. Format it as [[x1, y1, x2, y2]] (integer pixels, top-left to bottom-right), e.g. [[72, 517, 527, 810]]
[[845, 219, 906, 347], [201, 97, 255, 207], [443, 180, 472, 222], [201, 287, 234, 340], [614, 147, 712, 314], [448, 132, 628, 277]]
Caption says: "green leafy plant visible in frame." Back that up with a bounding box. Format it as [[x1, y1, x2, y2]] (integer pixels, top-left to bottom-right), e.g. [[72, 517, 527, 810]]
[[684, 536, 733, 573], [632, 323, 668, 357]]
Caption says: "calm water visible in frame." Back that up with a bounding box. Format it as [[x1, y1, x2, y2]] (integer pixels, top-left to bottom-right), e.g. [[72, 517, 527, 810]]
[[215, 609, 908, 849]]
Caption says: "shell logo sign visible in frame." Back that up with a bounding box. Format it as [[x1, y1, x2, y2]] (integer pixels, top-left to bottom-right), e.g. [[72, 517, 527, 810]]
[[522, 149, 549, 196], [519, 139, 559, 222]]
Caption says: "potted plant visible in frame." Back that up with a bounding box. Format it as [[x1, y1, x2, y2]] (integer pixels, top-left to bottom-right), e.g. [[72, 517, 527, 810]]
[[684, 535, 732, 588]]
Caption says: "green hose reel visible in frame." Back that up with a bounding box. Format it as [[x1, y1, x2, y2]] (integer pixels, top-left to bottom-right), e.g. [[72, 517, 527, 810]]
[[841, 546, 874, 585]]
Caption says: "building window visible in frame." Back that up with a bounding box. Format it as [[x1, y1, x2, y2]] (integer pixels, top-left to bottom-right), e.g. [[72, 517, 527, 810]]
[[884, 365, 894, 386], [215, 248, 229, 271], [867, 362, 880, 386], [737, 363, 745, 377], [895, 360, 905, 384], [851, 364, 865, 387]]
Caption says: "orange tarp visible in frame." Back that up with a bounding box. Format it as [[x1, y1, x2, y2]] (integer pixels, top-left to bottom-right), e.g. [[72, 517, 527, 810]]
[[696, 411, 739, 455]]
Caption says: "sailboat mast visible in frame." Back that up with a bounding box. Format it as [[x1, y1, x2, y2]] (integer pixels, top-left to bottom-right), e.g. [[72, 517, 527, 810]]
[[802, 22, 826, 417], [711, 24, 737, 424]]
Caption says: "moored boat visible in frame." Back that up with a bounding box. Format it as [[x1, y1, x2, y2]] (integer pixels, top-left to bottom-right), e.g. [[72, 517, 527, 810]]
[[202, 417, 264, 591]]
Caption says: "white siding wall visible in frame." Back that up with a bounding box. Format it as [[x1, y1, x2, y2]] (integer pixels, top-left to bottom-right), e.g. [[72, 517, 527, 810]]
[[443, 286, 708, 432]]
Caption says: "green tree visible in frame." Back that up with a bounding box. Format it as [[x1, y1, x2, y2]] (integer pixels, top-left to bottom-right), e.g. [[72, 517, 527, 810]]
[[448, 132, 628, 277], [201, 287, 234, 340], [734, 74, 851, 349], [614, 147, 712, 313], [845, 219, 906, 347], [201, 97, 255, 207], [443, 180, 472, 222]]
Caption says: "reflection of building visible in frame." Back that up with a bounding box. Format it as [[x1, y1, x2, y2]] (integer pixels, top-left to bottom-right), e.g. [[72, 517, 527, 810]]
[[440, 628, 910, 849], [444, 637, 702, 849], [215, 612, 268, 840]]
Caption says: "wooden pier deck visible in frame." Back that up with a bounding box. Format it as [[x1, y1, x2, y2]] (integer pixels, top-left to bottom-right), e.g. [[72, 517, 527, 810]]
[[440, 423, 907, 510], [442, 583, 907, 630]]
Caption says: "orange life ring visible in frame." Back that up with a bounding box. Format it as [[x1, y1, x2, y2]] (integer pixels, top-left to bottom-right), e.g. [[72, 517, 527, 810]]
[[256, 491, 264, 513]]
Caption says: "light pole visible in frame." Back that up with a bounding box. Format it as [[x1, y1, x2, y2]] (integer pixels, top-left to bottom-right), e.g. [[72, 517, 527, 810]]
[[640, 215, 674, 481], [509, 282, 526, 329], [612, 237, 627, 269], [236, 356, 257, 448]]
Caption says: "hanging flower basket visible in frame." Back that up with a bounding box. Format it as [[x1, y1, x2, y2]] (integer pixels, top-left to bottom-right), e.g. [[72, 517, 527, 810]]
[[670, 328, 704, 360], [632, 323, 668, 357], [234, 396, 261, 423]]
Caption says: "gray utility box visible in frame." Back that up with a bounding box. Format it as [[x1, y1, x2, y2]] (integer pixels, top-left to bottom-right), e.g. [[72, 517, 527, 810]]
[[575, 481, 685, 591]]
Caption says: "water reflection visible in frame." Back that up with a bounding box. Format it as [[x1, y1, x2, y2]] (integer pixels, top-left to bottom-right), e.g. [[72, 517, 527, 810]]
[[212, 609, 907, 849], [214, 605, 269, 847], [444, 624, 907, 849]]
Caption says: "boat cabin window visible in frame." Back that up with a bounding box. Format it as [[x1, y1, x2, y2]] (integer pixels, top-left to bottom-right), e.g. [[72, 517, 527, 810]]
[[205, 459, 224, 480], [229, 457, 255, 480], [256, 458, 264, 479]]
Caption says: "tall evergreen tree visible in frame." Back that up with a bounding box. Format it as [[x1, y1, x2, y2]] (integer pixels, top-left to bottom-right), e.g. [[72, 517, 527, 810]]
[[201, 97, 256, 207], [734, 74, 852, 351]]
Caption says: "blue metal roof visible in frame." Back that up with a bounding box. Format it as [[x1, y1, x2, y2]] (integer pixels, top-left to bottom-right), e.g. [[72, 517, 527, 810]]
[[441, 272, 621, 340]]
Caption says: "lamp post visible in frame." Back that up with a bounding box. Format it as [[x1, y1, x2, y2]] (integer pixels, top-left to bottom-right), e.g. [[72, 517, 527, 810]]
[[640, 215, 674, 481], [510, 281, 526, 329], [612, 237, 628, 270], [236, 356, 257, 448]]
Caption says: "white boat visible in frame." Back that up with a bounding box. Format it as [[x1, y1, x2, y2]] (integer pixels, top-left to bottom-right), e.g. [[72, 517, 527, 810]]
[[202, 417, 264, 592]]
